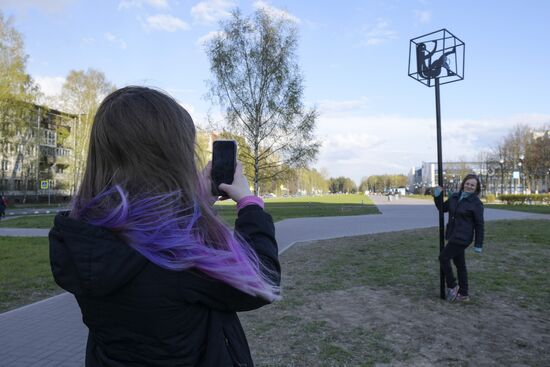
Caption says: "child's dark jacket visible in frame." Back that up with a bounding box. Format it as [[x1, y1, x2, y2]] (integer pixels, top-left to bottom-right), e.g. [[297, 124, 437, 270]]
[[49, 205, 280, 367], [435, 192, 484, 247]]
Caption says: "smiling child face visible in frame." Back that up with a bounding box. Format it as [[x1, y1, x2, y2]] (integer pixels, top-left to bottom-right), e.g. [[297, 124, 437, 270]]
[[463, 178, 478, 193]]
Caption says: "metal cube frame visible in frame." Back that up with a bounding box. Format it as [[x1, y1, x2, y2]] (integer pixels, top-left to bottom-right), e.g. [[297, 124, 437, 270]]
[[408, 28, 465, 87]]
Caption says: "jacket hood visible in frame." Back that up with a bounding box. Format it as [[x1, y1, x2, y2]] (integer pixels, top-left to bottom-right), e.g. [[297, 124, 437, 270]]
[[49, 211, 148, 297]]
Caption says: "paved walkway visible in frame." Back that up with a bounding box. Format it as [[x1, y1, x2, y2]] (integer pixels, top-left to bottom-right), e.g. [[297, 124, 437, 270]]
[[1, 196, 549, 366]]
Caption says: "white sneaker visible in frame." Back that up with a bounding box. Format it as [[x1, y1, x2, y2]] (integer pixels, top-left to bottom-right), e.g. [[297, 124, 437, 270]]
[[446, 285, 459, 302]]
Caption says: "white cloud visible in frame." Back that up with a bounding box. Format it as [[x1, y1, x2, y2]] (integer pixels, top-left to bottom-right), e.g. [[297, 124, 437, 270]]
[[253, 1, 300, 23], [145, 14, 189, 32], [119, 0, 168, 10], [312, 113, 550, 183], [318, 97, 369, 114], [35, 75, 65, 96], [191, 0, 235, 24], [147, 0, 168, 8], [360, 18, 398, 46], [196, 30, 225, 46], [414, 10, 432, 23], [104, 32, 127, 49]]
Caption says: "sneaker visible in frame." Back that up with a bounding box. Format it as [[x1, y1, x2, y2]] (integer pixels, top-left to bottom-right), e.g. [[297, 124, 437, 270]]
[[456, 294, 470, 302], [446, 285, 459, 302]]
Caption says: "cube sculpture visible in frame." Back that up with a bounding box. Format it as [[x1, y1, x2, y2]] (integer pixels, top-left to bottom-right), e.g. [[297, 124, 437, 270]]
[[408, 29, 465, 87]]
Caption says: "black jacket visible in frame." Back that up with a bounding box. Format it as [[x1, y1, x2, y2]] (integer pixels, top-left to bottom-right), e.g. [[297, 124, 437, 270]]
[[49, 205, 280, 367], [435, 192, 484, 247]]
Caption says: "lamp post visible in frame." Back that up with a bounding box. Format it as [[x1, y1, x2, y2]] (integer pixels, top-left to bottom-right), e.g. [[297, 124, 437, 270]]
[[409, 29, 465, 300], [519, 154, 525, 194], [499, 159, 505, 195]]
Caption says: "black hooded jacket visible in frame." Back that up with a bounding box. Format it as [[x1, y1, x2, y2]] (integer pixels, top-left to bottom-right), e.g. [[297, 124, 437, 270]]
[[434, 191, 484, 247], [49, 204, 280, 367]]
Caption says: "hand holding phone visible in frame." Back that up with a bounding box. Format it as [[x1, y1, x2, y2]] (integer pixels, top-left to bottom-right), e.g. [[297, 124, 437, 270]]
[[218, 161, 252, 202], [211, 140, 237, 197]]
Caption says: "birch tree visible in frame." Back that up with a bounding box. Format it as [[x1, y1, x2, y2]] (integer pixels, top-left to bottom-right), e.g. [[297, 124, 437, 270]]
[[0, 11, 38, 192], [205, 9, 319, 195], [59, 69, 115, 193]]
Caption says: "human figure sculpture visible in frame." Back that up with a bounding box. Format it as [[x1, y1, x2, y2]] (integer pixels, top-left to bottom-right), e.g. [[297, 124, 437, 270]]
[[416, 41, 456, 79]]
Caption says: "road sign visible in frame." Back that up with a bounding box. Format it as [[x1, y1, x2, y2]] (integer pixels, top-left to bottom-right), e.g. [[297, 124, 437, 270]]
[[40, 180, 49, 189]]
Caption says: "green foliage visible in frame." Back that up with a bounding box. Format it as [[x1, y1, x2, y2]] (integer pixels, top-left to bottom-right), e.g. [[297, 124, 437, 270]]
[[59, 68, 115, 192], [360, 174, 408, 193], [0, 11, 40, 191], [328, 176, 357, 194], [485, 204, 550, 214], [0, 12, 36, 101], [56, 125, 70, 145], [194, 130, 211, 170], [498, 194, 550, 205], [484, 193, 496, 203]]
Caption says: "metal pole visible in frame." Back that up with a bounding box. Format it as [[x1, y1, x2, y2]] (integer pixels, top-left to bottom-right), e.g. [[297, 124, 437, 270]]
[[435, 78, 445, 300], [501, 166, 504, 195]]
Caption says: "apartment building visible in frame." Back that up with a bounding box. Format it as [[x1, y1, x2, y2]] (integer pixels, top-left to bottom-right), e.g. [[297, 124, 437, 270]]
[[0, 104, 77, 203]]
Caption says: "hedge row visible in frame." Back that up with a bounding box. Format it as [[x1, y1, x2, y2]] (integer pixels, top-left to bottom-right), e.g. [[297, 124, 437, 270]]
[[495, 194, 550, 205]]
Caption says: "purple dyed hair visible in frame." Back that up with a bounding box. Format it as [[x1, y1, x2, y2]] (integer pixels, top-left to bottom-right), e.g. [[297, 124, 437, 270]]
[[71, 86, 279, 301]]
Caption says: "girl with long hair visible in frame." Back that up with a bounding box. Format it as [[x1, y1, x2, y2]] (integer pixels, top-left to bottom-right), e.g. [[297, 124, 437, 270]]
[[433, 173, 484, 302], [49, 86, 281, 366]]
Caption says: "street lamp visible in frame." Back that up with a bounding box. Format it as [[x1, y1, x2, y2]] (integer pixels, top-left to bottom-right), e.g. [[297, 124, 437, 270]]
[[499, 159, 505, 195], [519, 154, 525, 194]]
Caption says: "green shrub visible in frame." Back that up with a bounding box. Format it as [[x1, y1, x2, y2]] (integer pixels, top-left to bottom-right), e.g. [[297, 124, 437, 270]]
[[498, 194, 550, 205], [484, 193, 496, 203]]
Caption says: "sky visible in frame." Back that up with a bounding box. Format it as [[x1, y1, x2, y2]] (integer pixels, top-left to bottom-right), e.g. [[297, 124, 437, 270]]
[[2, 0, 550, 183]]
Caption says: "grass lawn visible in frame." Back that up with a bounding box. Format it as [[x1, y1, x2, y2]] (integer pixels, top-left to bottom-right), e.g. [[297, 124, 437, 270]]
[[11, 203, 69, 209], [240, 219, 550, 366], [0, 214, 56, 228], [5, 194, 548, 364], [1, 219, 549, 365], [0, 194, 379, 229], [216, 194, 378, 224], [485, 203, 550, 214], [0, 236, 63, 312], [0, 194, 378, 313]]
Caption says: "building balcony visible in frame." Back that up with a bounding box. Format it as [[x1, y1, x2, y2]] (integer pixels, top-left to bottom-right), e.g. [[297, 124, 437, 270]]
[[39, 146, 73, 166]]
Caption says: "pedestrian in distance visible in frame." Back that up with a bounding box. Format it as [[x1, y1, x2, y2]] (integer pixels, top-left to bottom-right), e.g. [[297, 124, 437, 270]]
[[49, 86, 281, 366], [0, 193, 7, 219], [433, 173, 484, 303]]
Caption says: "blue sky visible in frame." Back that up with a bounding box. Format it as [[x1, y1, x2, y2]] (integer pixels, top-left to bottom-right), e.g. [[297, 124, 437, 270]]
[[2, 0, 550, 183]]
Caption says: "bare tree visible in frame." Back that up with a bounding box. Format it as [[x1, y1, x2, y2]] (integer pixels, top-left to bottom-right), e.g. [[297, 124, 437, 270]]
[[525, 125, 550, 192], [205, 9, 320, 195]]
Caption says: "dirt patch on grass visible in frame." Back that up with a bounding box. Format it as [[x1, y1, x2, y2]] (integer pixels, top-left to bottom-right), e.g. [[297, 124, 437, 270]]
[[243, 285, 549, 366], [240, 221, 550, 366]]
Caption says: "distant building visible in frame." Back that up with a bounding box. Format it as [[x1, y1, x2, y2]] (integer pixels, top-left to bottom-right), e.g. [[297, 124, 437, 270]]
[[0, 104, 77, 203], [408, 161, 485, 194]]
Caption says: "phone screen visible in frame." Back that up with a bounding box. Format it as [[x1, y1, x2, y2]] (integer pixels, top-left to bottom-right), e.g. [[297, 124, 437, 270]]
[[211, 140, 237, 196]]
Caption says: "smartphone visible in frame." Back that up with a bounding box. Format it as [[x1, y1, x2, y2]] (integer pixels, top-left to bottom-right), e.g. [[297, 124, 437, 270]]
[[211, 140, 237, 196]]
